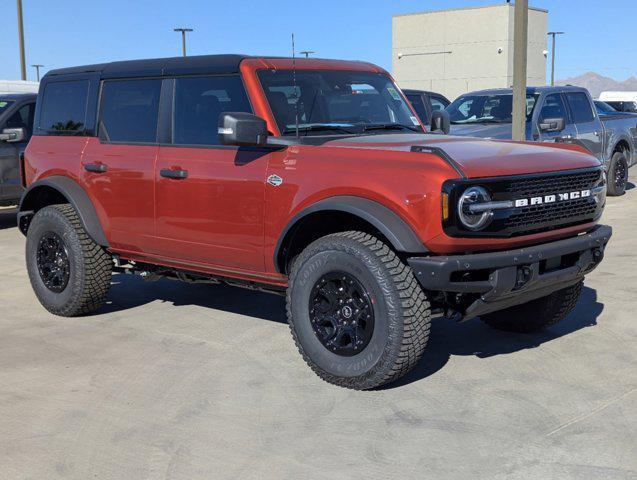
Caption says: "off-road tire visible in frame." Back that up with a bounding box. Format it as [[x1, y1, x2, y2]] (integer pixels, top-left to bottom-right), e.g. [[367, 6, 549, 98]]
[[607, 151, 628, 196], [26, 204, 112, 316], [481, 281, 583, 333], [287, 231, 431, 390]]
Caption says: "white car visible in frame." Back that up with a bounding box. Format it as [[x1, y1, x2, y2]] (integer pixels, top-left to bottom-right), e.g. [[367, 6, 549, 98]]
[[598, 91, 637, 113]]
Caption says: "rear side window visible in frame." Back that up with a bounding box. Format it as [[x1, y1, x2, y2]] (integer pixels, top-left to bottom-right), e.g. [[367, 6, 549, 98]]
[[39, 80, 89, 134], [566, 92, 595, 123], [173, 75, 252, 145], [99, 79, 162, 143]]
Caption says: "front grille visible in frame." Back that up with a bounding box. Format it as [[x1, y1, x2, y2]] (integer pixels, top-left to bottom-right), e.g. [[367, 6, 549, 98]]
[[505, 170, 602, 198], [443, 167, 604, 238]]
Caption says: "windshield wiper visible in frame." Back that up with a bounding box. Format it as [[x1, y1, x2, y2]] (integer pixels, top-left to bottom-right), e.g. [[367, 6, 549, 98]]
[[363, 123, 421, 132], [282, 124, 356, 135]]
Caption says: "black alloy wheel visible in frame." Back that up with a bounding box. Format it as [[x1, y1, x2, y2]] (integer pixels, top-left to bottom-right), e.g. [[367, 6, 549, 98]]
[[36, 232, 71, 293], [309, 271, 375, 357]]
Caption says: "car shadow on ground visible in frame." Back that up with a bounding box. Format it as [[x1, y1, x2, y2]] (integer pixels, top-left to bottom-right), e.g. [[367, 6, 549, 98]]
[[104, 274, 603, 388], [385, 286, 603, 389], [0, 208, 18, 230], [103, 273, 287, 323]]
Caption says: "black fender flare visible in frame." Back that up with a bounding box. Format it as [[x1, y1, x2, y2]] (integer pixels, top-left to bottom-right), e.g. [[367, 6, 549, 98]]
[[275, 195, 427, 272], [18, 176, 109, 247]]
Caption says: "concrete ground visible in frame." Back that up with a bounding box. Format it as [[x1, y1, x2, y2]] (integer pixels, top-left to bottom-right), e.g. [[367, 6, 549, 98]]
[[0, 188, 635, 480]]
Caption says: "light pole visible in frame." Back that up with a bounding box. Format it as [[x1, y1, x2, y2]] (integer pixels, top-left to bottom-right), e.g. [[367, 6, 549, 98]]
[[31, 64, 44, 82], [299, 51, 315, 58], [173, 28, 193, 57], [16, 0, 27, 81], [548, 31, 565, 86], [512, 0, 528, 142]]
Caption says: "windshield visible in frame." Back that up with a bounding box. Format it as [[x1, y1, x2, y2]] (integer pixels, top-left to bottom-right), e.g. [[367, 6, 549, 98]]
[[447, 93, 538, 124], [0, 100, 15, 116], [258, 70, 422, 136]]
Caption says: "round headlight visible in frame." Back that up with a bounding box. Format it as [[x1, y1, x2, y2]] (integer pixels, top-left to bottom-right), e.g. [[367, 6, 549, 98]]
[[458, 186, 492, 231]]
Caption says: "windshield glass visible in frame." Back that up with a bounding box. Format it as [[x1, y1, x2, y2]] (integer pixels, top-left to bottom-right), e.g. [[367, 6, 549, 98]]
[[0, 100, 15, 116], [258, 70, 422, 135], [447, 93, 538, 124], [594, 101, 616, 113]]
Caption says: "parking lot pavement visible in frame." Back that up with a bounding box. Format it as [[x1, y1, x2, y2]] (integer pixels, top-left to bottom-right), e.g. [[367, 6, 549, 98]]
[[0, 190, 636, 480]]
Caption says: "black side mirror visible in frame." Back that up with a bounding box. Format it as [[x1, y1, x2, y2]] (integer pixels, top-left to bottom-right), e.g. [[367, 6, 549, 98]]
[[0, 127, 26, 143], [430, 110, 450, 135], [218, 112, 269, 147], [539, 117, 566, 133]]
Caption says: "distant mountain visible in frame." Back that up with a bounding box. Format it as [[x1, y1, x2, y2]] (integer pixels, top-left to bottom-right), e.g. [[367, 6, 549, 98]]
[[556, 72, 637, 98]]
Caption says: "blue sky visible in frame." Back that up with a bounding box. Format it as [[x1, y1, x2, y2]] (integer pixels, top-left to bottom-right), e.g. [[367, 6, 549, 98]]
[[1, 0, 635, 82]]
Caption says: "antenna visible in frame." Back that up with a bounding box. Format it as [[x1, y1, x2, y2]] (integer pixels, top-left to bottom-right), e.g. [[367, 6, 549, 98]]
[[292, 33, 300, 139]]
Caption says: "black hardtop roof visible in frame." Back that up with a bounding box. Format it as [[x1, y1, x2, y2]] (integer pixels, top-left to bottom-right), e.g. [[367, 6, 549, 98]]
[[44, 54, 252, 80]]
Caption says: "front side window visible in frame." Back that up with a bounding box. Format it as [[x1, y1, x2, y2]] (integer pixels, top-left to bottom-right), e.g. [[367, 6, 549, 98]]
[[258, 70, 422, 136], [565, 92, 595, 123], [430, 96, 448, 112], [5, 103, 35, 138], [99, 79, 162, 143], [39, 80, 89, 133], [539, 94, 568, 121], [173, 75, 252, 145], [447, 93, 538, 124]]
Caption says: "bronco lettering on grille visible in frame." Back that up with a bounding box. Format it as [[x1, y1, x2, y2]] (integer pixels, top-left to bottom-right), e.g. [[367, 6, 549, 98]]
[[514, 190, 591, 207]]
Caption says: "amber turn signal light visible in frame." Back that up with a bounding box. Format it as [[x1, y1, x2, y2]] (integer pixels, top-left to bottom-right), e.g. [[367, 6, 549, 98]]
[[442, 192, 450, 222]]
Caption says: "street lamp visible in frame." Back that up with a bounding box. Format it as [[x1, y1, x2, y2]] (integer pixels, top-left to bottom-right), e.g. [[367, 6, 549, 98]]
[[548, 31, 565, 86], [16, 0, 27, 80], [299, 51, 315, 58], [173, 28, 194, 57], [31, 64, 44, 82]]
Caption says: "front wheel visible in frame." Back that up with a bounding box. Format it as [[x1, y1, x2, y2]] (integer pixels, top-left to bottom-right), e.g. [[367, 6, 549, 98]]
[[481, 281, 583, 333], [287, 231, 431, 390], [607, 151, 628, 196], [26, 204, 113, 317]]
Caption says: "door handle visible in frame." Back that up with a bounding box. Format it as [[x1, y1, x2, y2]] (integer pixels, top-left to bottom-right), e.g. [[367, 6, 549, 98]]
[[160, 168, 188, 180], [84, 163, 108, 173]]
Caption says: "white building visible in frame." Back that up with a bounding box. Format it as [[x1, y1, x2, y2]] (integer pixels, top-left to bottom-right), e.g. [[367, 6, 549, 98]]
[[0, 80, 40, 95], [393, 4, 548, 101]]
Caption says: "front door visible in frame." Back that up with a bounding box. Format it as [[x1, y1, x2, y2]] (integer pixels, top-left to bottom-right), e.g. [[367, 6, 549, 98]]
[[536, 93, 578, 144], [154, 74, 269, 273], [80, 78, 162, 253], [0, 102, 35, 202]]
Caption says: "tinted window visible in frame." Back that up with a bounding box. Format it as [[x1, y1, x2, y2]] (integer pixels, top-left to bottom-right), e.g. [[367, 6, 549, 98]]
[[407, 94, 429, 124], [173, 75, 252, 145], [447, 94, 537, 124], [99, 79, 162, 143], [566, 92, 595, 123], [5, 103, 36, 138], [40, 80, 89, 133], [0, 100, 14, 116], [430, 96, 448, 112], [539, 94, 567, 121]]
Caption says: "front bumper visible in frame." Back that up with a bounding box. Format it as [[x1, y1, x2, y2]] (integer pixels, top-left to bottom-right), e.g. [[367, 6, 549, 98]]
[[408, 225, 612, 320]]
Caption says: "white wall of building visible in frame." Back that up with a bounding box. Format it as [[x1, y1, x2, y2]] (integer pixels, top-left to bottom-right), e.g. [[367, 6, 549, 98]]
[[393, 4, 548, 101]]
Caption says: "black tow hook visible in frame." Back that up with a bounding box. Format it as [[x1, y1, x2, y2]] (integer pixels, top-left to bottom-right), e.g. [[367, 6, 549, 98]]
[[515, 266, 533, 290], [592, 248, 604, 264]]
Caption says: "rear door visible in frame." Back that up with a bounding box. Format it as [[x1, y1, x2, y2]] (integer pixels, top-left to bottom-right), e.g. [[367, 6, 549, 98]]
[[565, 91, 604, 161], [0, 101, 35, 202], [81, 78, 162, 253], [154, 74, 269, 272]]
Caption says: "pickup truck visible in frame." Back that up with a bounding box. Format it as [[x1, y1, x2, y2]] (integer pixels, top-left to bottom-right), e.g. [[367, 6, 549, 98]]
[[448, 86, 637, 196], [0, 93, 36, 205], [18, 55, 611, 390]]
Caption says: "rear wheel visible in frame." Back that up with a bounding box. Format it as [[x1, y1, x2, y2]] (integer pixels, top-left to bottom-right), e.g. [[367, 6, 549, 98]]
[[26, 204, 112, 316], [607, 151, 628, 196], [481, 281, 583, 333], [287, 231, 431, 390]]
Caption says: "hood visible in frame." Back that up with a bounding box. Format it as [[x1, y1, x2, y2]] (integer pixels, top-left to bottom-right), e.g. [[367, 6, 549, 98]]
[[323, 133, 601, 178], [449, 123, 514, 139]]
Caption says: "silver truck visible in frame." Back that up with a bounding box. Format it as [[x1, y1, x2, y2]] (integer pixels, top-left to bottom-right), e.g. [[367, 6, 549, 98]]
[[447, 86, 637, 195]]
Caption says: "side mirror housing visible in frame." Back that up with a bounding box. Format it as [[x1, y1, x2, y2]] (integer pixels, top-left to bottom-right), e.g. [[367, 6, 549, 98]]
[[0, 127, 26, 143], [539, 117, 566, 133], [430, 110, 450, 135], [218, 112, 269, 147]]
